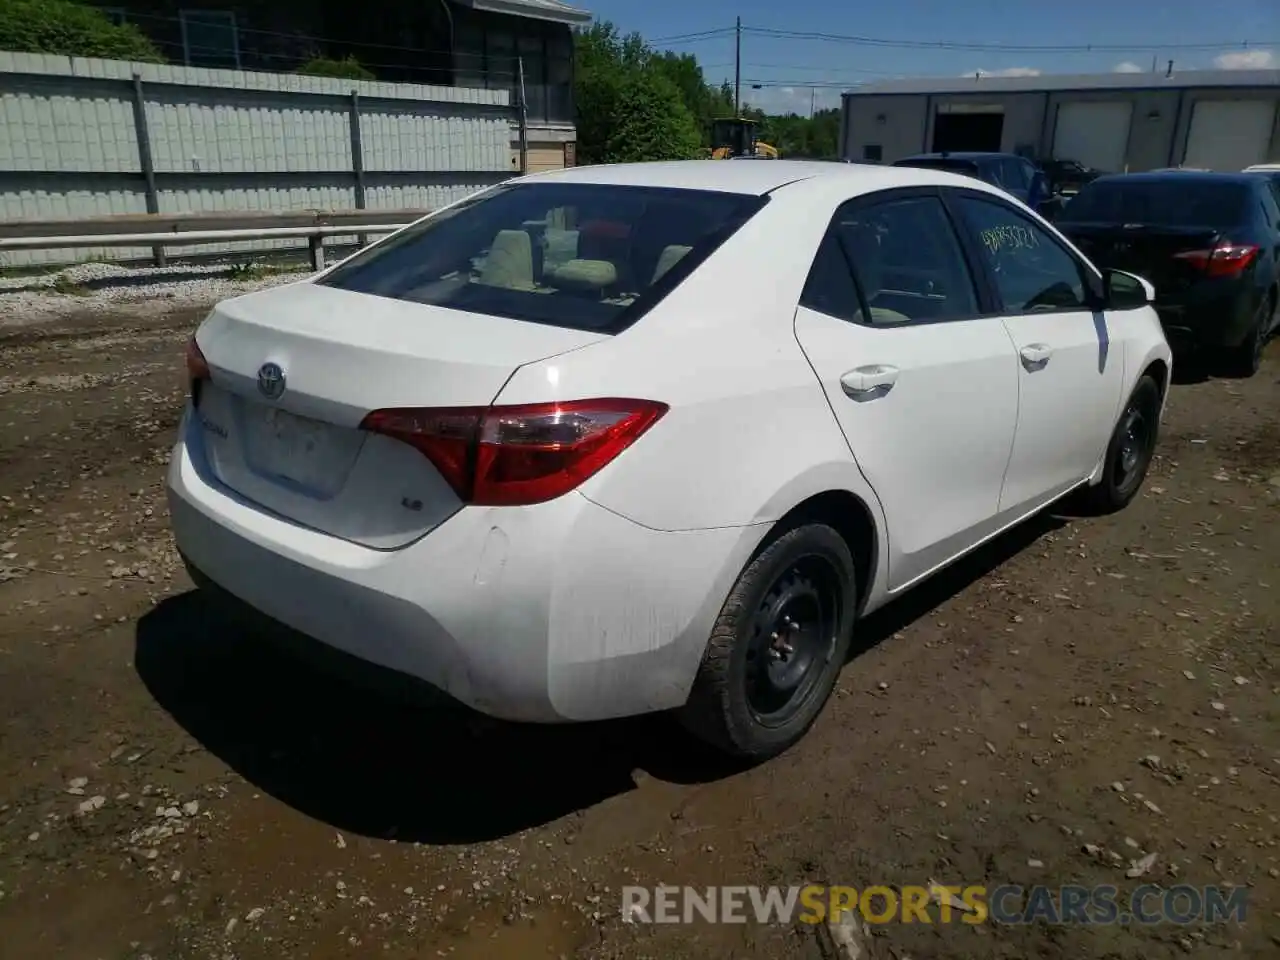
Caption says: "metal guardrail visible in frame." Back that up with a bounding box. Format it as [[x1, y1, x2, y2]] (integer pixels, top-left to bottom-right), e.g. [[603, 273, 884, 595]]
[[0, 209, 432, 270]]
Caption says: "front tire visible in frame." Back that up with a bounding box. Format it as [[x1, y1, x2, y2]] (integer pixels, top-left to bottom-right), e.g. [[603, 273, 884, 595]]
[[679, 523, 856, 761], [1082, 374, 1161, 515]]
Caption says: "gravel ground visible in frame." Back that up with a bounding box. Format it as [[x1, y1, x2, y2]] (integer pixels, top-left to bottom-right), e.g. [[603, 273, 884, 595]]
[[0, 261, 307, 328], [0, 287, 1277, 960]]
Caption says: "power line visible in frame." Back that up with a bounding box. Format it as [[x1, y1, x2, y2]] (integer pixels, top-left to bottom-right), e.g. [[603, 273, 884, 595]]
[[647, 27, 736, 45], [740, 62, 901, 76], [743, 79, 869, 89], [741, 26, 1279, 54]]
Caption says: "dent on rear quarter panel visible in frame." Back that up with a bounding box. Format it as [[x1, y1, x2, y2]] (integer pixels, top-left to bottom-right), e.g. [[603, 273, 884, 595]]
[[543, 501, 757, 719]]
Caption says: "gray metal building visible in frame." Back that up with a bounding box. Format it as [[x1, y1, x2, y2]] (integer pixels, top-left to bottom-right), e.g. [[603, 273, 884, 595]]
[[839, 69, 1280, 172]]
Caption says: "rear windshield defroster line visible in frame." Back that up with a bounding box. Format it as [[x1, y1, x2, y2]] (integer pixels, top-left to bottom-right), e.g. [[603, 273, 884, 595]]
[[319, 183, 770, 335]]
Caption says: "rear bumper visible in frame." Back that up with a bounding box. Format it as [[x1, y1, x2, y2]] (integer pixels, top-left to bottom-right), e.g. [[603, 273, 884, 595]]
[[1155, 287, 1257, 349], [166, 404, 757, 723]]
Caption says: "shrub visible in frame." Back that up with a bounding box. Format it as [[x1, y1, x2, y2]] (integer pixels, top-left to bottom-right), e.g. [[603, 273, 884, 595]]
[[296, 55, 375, 82], [0, 0, 164, 62]]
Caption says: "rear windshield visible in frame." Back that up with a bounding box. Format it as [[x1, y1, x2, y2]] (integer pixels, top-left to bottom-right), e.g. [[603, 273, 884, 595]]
[[318, 183, 765, 333], [1058, 179, 1250, 227], [893, 158, 982, 177]]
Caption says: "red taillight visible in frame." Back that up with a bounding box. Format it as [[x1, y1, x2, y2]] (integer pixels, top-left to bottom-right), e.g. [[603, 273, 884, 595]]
[[1173, 241, 1260, 278], [185, 337, 211, 383], [359, 398, 668, 507]]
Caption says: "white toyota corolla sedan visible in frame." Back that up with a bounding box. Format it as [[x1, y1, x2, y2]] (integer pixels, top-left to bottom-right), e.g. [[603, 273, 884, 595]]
[[168, 160, 1171, 760]]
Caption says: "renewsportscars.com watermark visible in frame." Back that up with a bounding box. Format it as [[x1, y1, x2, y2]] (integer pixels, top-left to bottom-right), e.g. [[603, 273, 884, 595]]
[[621, 884, 1248, 926]]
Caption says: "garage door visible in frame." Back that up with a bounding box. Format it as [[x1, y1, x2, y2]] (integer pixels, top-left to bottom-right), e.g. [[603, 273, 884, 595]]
[[1052, 101, 1133, 173], [526, 143, 566, 173], [1183, 100, 1277, 171]]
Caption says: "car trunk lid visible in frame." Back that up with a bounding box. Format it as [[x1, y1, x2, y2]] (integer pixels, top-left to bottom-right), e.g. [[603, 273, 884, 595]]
[[191, 281, 608, 549], [1059, 223, 1223, 294]]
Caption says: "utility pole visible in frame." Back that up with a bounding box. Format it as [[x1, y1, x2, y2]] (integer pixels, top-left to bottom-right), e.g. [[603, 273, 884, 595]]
[[810, 87, 816, 119], [734, 16, 741, 117], [517, 57, 529, 175]]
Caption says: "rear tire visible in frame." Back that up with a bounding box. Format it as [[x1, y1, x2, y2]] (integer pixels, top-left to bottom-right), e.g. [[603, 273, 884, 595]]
[[1082, 374, 1162, 515], [1223, 293, 1273, 379], [679, 523, 856, 761]]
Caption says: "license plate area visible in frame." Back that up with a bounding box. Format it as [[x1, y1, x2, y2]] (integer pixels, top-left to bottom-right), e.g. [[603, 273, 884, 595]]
[[241, 402, 364, 498]]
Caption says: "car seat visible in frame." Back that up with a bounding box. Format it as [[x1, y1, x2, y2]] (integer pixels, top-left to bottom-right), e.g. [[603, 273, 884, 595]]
[[477, 229, 536, 290]]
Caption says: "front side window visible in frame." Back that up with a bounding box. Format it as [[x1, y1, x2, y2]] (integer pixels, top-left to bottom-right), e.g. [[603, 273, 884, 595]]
[[801, 194, 981, 326], [320, 183, 765, 333], [955, 195, 1090, 313]]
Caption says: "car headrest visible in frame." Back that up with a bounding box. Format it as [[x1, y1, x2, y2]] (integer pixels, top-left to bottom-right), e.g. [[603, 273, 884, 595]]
[[477, 229, 534, 290]]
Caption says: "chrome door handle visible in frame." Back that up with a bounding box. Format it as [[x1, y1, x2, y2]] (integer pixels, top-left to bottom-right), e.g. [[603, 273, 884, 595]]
[[840, 364, 899, 401], [1019, 343, 1053, 370]]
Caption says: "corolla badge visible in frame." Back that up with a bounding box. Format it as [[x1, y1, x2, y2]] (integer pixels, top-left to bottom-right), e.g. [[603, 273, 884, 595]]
[[257, 362, 286, 400]]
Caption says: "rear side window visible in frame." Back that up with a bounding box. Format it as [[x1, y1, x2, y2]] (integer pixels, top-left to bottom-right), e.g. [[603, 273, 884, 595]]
[[1060, 179, 1250, 228], [319, 183, 765, 333], [801, 194, 981, 326]]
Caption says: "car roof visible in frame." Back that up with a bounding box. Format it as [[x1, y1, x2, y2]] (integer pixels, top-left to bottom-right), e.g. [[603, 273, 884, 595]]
[[1090, 171, 1260, 186], [512, 159, 988, 197], [895, 152, 1015, 162]]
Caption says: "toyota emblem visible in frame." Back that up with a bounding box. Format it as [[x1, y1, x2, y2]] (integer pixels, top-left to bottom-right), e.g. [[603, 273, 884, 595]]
[[257, 362, 286, 400]]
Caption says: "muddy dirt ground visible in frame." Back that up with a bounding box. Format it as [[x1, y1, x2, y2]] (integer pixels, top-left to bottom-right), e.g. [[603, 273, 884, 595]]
[[0, 302, 1277, 960]]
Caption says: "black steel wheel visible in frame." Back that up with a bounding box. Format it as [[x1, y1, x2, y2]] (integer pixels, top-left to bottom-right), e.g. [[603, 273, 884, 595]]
[[680, 523, 856, 760], [1083, 374, 1162, 514], [1111, 399, 1153, 499], [743, 557, 843, 727]]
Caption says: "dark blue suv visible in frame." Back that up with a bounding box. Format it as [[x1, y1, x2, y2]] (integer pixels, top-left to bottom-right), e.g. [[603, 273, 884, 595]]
[[892, 152, 1051, 213]]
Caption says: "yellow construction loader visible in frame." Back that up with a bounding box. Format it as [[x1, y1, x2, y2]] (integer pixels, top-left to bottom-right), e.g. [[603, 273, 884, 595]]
[[709, 118, 778, 159]]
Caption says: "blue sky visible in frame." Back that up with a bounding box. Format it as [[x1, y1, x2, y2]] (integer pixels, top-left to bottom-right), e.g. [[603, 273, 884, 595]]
[[578, 0, 1279, 113]]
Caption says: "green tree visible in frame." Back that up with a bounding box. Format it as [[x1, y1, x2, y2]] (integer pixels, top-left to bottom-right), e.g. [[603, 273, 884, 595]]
[[297, 55, 375, 81], [573, 21, 702, 164], [600, 72, 702, 163], [750, 106, 841, 159], [0, 0, 163, 62], [649, 51, 733, 146]]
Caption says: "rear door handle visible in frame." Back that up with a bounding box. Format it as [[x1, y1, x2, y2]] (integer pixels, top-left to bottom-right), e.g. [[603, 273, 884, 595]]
[[840, 364, 899, 400], [1019, 343, 1053, 369]]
